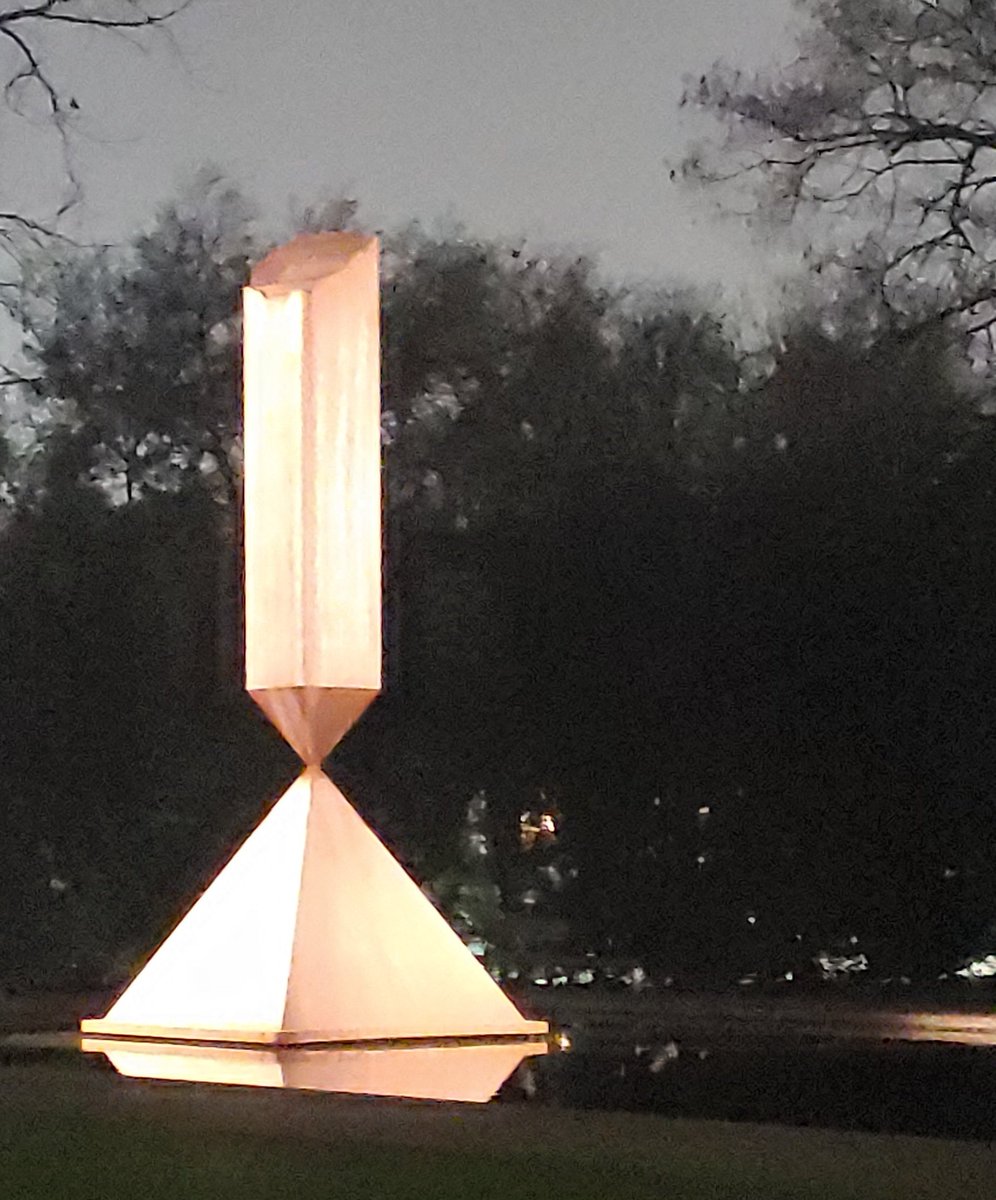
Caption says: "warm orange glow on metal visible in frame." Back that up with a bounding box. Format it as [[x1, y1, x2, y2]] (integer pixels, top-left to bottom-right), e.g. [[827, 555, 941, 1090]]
[[83, 770, 547, 1042], [243, 233, 381, 760], [82, 1038, 547, 1103], [81, 232, 547, 1049]]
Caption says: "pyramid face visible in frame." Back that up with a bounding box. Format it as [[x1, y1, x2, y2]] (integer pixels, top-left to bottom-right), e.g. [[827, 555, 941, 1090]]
[[285, 771, 543, 1041], [82, 777, 313, 1041], [250, 686, 376, 764], [82, 770, 546, 1044]]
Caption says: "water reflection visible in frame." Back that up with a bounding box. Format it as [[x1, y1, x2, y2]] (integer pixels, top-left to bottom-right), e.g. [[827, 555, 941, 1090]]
[[80, 1038, 548, 1103], [900, 1012, 996, 1046]]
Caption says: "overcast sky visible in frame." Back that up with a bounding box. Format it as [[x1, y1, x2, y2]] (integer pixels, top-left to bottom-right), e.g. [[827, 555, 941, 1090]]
[[26, 0, 803, 306]]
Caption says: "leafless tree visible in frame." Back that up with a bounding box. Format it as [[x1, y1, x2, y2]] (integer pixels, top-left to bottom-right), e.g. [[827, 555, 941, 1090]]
[[0, 3, 192, 389], [682, 0, 996, 348], [0, 3, 192, 251]]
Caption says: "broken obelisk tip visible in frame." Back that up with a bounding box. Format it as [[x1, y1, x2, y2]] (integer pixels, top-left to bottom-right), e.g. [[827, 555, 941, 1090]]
[[250, 231, 377, 290]]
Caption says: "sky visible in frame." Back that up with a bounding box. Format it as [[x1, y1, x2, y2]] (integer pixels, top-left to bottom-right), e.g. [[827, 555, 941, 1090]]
[[16, 0, 803, 309]]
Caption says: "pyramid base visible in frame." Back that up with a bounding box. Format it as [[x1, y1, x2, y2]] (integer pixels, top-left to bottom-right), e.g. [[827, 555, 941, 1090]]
[[81, 769, 548, 1046], [79, 1020, 548, 1048]]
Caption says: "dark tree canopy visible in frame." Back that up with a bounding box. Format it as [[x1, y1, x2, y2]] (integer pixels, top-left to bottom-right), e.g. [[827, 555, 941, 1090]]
[[3, 181, 996, 990], [15, 173, 252, 506]]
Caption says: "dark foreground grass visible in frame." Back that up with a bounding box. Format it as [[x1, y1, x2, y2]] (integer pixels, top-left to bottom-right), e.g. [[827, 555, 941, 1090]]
[[3, 1106, 991, 1200], [1, 1063, 993, 1200], [5, 1116, 670, 1200]]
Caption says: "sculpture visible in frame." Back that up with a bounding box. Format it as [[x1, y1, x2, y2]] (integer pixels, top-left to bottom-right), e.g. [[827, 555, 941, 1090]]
[[81, 233, 547, 1046]]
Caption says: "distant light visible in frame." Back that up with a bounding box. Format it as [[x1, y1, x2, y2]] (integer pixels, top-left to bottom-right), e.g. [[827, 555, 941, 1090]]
[[696, 854, 707, 866], [555, 1031, 572, 1051], [817, 951, 869, 977], [956, 954, 996, 979], [697, 805, 711, 816], [648, 1041, 680, 1072], [746, 915, 757, 926]]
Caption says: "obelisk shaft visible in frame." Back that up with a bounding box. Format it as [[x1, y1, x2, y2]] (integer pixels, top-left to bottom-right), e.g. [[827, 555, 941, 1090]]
[[242, 233, 381, 762]]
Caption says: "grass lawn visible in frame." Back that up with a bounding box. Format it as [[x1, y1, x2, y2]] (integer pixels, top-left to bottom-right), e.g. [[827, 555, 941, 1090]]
[[0, 1062, 993, 1199], [4, 1116, 705, 1200]]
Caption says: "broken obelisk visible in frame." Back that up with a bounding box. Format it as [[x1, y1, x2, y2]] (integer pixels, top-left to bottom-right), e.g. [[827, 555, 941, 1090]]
[[81, 232, 546, 1045]]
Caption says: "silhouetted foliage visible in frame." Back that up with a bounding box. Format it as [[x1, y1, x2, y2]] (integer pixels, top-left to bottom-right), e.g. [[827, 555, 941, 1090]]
[[3, 197, 996, 988], [682, 0, 996, 353]]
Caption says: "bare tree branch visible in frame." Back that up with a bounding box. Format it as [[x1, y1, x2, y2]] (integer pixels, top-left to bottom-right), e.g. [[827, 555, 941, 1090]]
[[681, 0, 996, 340]]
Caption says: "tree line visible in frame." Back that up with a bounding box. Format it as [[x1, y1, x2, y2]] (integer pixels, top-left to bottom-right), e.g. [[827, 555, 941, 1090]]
[[4, 0, 996, 989]]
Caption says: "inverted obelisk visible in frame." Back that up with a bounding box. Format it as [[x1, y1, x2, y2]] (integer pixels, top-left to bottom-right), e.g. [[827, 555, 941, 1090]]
[[82, 233, 546, 1045], [243, 232, 382, 756]]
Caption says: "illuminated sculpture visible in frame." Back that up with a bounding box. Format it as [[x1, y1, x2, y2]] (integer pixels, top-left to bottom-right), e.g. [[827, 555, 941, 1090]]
[[82, 233, 546, 1046]]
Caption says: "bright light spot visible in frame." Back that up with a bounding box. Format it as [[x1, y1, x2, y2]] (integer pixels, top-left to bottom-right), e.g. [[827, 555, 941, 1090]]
[[555, 1032, 572, 1051], [622, 965, 647, 988], [696, 854, 707, 866], [573, 968, 595, 985], [747, 915, 757, 926], [956, 954, 996, 979], [697, 805, 711, 816], [648, 1041, 680, 1072], [519, 809, 558, 850]]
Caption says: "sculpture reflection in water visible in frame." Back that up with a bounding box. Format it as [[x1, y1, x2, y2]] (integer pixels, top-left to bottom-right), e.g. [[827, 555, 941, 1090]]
[[81, 1038, 547, 1104]]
